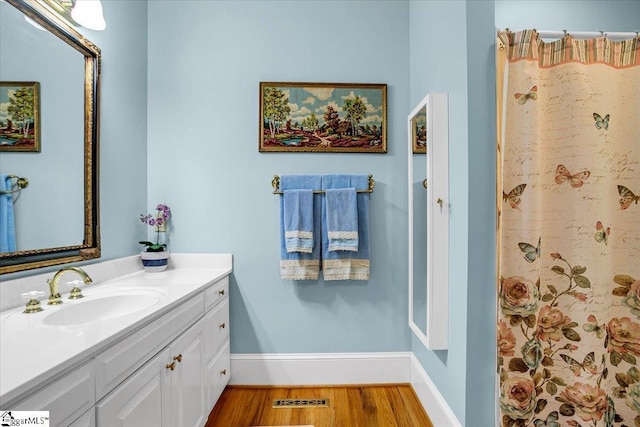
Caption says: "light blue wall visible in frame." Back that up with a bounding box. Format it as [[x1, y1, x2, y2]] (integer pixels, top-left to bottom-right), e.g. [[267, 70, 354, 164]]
[[147, 1, 411, 353], [464, 2, 497, 425], [409, 0, 471, 423]]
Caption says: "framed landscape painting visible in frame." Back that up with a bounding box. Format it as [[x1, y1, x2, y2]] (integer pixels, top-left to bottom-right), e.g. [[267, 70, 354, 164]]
[[259, 82, 387, 153], [0, 81, 40, 152]]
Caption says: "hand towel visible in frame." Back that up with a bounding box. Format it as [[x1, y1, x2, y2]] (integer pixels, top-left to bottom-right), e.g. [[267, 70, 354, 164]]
[[321, 174, 370, 280], [325, 187, 358, 252], [0, 175, 17, 253], [279, 175, 322, 280], [283, 189, 314, 253]]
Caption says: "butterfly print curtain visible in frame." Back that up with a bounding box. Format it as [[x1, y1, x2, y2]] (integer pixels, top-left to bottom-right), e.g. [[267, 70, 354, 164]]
[[497, 30, 640, 427]]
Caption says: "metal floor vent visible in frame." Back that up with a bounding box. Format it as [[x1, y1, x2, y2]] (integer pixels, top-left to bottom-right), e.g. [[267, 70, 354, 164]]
[[272, 398, 330, 408]]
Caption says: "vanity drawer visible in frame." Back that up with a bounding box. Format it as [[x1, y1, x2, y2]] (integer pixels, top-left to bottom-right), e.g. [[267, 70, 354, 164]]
[[12, 360, 95, 427], [206, 340, 230, 410], [204, 276, 229, 312], [204, 299, 229, 357], [94, 293, 204, 400]]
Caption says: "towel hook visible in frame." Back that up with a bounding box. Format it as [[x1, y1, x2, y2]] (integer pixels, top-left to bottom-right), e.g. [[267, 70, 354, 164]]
[[1, 175, 29, 195]]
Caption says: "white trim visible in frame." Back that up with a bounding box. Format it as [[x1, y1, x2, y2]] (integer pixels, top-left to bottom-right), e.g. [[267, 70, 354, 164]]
[[410, 354, 463, 427], [230, 352, 412, 386]]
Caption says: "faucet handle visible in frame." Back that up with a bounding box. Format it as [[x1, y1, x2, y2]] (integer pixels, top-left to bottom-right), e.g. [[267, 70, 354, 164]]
[[67, 280, 85, 300], [21, 291, 45, 314]]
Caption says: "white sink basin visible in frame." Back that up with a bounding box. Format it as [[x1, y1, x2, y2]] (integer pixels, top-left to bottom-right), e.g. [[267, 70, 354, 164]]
[[43, 288, 167, 326]]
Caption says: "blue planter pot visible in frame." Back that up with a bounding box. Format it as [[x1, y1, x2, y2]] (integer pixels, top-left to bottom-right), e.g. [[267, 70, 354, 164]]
[[140, 251, 169, 272]]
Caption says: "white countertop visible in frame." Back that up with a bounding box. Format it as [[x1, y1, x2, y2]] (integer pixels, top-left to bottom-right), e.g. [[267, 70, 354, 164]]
[[0, 253, 232, 406]]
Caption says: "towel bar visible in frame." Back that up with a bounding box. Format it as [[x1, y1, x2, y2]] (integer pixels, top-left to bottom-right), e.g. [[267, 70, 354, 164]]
[[1, 174, 29, 195], [272, 175, 375, 194]]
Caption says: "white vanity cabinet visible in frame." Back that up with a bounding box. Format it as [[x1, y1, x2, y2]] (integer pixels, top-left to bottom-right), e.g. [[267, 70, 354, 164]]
[[1, 255, 232, 427], [96, 276, 230, 427]]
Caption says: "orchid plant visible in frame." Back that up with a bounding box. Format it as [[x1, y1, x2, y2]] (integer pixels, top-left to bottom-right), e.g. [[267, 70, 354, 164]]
[[139, 204, 171, 252]]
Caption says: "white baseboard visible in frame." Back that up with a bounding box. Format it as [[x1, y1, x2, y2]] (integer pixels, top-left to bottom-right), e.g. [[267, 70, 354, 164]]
[[229, 351, 462, 426], [230, 352, 412, 385], [410, 354, 463, 427]]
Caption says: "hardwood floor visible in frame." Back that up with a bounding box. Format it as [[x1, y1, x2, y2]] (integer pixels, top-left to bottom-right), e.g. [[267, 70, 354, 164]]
[[205, 384, 434, 427]]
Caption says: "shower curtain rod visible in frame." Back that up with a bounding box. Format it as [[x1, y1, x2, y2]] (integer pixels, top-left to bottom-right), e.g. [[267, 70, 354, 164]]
[[535, 30, 638, 40]]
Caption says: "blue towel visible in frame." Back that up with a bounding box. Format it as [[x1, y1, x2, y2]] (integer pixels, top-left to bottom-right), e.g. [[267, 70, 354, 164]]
[[0, 175, 17, 253], [325, 188, 358, 252], [321, 174, 370, 280], [279, 175, 322, 280], [283, 189, 314, 253]]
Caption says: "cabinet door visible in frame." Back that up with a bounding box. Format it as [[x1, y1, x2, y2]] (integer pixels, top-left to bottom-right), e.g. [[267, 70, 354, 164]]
[[96, 348, 171, 427], [170, 318, 206, 427]]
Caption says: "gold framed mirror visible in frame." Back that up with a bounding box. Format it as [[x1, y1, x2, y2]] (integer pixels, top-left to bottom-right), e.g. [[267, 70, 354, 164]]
[[0, 0, 100, 274]]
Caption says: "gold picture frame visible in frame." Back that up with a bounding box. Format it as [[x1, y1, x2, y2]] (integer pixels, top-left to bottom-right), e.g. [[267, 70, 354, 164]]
[[0, 81, 41, 152], [259, 82, 387, 153]]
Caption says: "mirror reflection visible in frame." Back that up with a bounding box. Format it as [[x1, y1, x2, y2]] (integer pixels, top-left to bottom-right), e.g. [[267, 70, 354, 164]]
[[408, 99, 429, 339], [412, 153, 428, 334], [0, 0, 100, 274]]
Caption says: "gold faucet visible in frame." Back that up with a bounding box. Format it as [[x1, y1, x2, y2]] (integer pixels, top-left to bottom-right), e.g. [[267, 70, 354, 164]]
[[47, 266, 93, 305]]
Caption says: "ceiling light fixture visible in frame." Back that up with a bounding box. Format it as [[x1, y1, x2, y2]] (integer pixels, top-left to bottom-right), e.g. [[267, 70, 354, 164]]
[[71, 0, 105, 31]]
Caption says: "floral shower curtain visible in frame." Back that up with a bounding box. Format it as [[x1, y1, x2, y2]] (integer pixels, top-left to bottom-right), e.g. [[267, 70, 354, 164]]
[[497, 29, 640, 427]]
